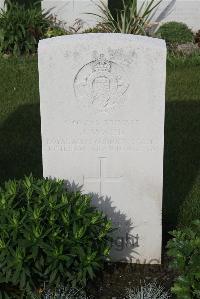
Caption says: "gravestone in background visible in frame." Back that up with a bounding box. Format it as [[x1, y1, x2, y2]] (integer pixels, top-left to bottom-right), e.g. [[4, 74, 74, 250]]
[[4, 0, 40, 7], [41, 0, 108, 29], [38, 33, 166, 263], [41, 0, 135, 29], [138, 0, 200, 31]]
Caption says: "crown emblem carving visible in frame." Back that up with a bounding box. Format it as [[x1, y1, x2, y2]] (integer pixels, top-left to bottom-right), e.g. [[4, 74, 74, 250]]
[[74, 54, 129, 112], [92, 54, 111, 72]]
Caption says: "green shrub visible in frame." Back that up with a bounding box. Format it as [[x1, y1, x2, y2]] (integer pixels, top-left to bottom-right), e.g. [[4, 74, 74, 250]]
[[82, 26, 105, 33], [0, 1, 50, 55], [157, 22, 194, 45], [178, 176, 200, 228], [45, 26, 68, 38], [44, 15, 69, 38], [167, 220, 200, 299], [0, 175, 112, 298]]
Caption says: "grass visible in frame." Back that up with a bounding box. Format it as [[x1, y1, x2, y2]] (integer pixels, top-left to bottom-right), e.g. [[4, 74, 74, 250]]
[[0, 55, 199, 236], [0, 57, 42, 182], [164, 58, 200, 234]]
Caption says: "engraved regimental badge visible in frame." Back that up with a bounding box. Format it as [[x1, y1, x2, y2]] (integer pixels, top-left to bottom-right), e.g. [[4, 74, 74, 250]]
[[74, 54, 129, 112]]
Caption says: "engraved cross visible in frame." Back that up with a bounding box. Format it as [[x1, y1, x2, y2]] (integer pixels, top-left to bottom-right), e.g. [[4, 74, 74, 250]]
[[83, 157, 123, 197]]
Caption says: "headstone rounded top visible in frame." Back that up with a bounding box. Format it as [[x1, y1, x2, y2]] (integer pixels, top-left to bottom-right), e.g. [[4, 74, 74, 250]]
[[39, 33, 166, 50]]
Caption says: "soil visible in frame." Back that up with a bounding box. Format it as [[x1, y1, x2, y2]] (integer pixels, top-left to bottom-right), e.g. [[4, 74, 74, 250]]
[[87, 255, 176, 299]]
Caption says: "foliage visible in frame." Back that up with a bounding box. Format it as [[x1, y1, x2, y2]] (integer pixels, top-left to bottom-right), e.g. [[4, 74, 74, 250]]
[[82, 26, 105, 34], [194, 30, 200, 47], [178, 176, 200, 228], [87, 0, 162, 35], [0, 175, 112, 298], [0, 1, 51, 55], [1, 56, 200, 235], [45, 26, 68, 38], [125, 282, 170, 299], [157, 22, 194, 45], [44, 15, 68, 38], [167, 220, 200, 299], [167, 53, 200, 67]]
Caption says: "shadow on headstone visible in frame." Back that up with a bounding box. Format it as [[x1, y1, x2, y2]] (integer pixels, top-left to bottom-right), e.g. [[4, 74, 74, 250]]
[[65, 180, 139, 263]]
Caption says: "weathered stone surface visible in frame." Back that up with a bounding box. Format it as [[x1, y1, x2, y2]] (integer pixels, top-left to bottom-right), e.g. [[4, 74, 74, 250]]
[[38, 34, 166, 263]]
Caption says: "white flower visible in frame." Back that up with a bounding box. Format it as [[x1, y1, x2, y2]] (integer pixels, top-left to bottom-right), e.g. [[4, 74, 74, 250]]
[[125, 282, 170, 299]]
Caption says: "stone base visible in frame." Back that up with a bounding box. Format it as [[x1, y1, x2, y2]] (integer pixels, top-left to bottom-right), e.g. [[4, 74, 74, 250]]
[[42, 0, 108, 30]]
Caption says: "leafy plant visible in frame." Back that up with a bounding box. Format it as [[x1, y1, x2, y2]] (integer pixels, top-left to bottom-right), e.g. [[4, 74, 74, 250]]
[[125, 282, 170, 299], [194, 30, 200, 47], [0, 1, 51, 55], [157, 22, 194, 45], [82, 26, 105, 34], [45, 26, 68, 38], [167, 220, 200, 299], [44, 15, 68, 38], [88, 0, 162, 35], [0, 175, 112, 298]]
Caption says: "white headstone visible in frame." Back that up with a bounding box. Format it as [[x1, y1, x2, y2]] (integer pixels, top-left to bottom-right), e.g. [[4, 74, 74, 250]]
[[38, 34, 166, 263]]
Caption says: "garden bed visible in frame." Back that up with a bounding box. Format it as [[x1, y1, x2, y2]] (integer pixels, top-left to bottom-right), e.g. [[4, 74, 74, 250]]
[[0, 55, 199, 234], [0, 56, 199, 298], [88, 255, 176, 298]]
